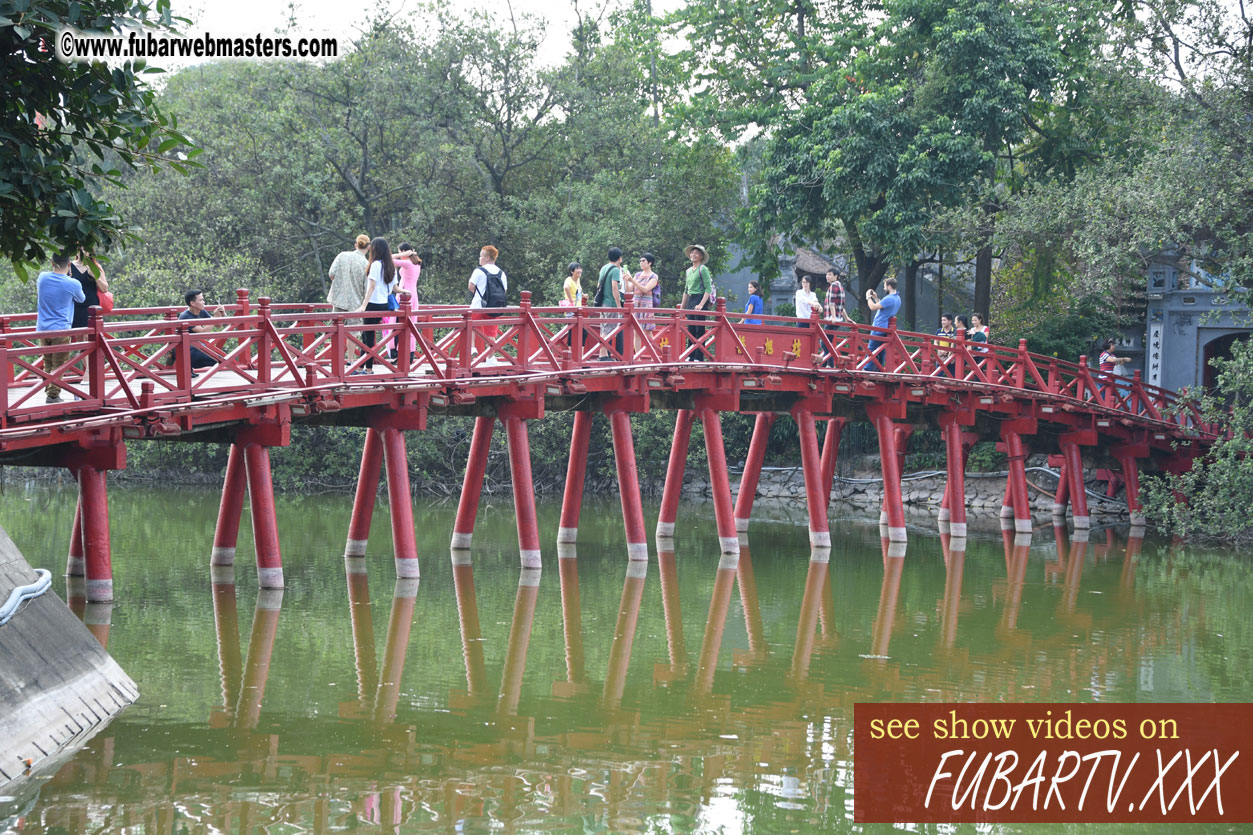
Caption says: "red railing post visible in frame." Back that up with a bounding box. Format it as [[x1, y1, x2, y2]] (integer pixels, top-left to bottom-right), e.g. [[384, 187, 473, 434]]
[[621, 291, 635, 362], [176, 320, 194, 392], [953, 328, 966, 379], [1076, 355, 1089, 400], [236, 289, 253, 371], [1015, 339, 1028, 389], [518, 290, 533, 369], [87, 306, 107, 403], [256, 297, 273, 383], [0, 330, 9, 428], [458, 310, 474, 375], [572, 304, 587, 365]]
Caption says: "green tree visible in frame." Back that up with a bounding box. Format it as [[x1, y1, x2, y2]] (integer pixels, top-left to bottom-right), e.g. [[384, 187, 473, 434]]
[[0, 0, 196, 274]]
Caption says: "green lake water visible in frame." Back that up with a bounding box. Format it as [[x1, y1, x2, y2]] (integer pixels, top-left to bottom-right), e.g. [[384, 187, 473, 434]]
[[1, 483, 1251, 833]]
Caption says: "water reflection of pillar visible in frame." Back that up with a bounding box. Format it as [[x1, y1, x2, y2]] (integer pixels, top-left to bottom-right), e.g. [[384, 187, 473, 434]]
[[378, 786, 404, 834], [693, 555, 738, 697], [735, 539, 767, 667], [1060, 529, 1088, 615], [374, 578, 420, 724], [498, 569, 541, 716], [212, 566, 243, 723], [938, 534, 965, 651], [657, 546, 688, 679], [1119, 530, 1143, 601], [345, 559, 379, 708], [67, 495, 84, 576], [452, 553, 488, 701], [66, 574, 86, 621], [554, 550, 586, 697], [1092, 528, 1116, 563], [870, 540, 905, 660], [83, 601, 112, 648], [1047, 520, 1068, 581], [793, 550, 832, 678], [235, 589, 284, 730], [603, 561, 647, 709], [1001, 528, 1031, 631]]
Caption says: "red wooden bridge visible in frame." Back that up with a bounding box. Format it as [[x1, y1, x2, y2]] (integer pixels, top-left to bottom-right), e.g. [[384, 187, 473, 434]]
[[0, 290, 1213, 601]]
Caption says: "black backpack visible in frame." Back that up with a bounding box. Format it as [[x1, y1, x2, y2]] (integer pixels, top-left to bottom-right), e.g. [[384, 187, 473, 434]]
[[479, 266, 507, 308]]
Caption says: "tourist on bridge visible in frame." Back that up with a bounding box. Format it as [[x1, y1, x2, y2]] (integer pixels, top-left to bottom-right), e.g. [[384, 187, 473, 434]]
[[862, 277, 900, 370], [743, 280, 764, 325], [327, 234, 369, 318], [562, 262, 584, 350], [794, 275, 819, 324], [681, 244, 714, 360], [180, 289, 226, 372], [357, 237, 397, 372], [70, 251, 109, 329], [935, 313, 957, 377], [468, 245, 508, 346], [384, 243, 421, 359], [628, 252, 660, 330], [822, 270, 846, 367], [36, 251, 86, 402], [1099, 337, 1133, 406], [594, 246, 627, 359]]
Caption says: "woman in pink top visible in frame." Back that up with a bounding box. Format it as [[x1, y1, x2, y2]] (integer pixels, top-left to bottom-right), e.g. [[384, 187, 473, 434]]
[[386, 243, 422, 358]]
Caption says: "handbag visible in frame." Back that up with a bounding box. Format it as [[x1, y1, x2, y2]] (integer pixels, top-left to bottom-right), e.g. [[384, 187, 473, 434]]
[[386, 293, 399, 311], [98, 291, 115, 313]]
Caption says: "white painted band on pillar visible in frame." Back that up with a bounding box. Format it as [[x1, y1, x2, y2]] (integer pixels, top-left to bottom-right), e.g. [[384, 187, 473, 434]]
[[210, 565, 236, 585], [65, 556, 85, 577], [557, 526, 578, 543], [1129, 514, 1147, 527], [626, 542, 648, 561], [258, 567, 285, 589], [809, 530, 831, 547], [557, 542, 577, 560], [718, 554, 740, 570], [626, 560, 648, 579], [344, 539, 368, 557], [999, 505, 1014, 518], [810, 546, 831, 563], [879, 511, 888, 525], [999, 517, 1015, 531], [344, 557, 368, 574], [1128, 525, 1146, 539], [1073, 515, 1091, 530], [655, 521, 676, 538], [450, 532, 473, 549], [450, 550, 473, 566], [949, 535, 968, 552], [395, 558, 420, 578], [66, 576, 85, 598], [519, 568, 542, 587], [1014, 532, 1033, 548], [1014, 518, 1033, 533], [86, 579, 113, 602], [949, 522, 967, 537], [887, 526, 908, 543], [1051, 503, 1067, 516], [1071, 529, 1090, 543], [735, 517, 750, 532], [83, 603, 112, 626], [718, 536, 741, 556], [938, 508, 951, 521], [520, 550, 542, 569], [937, 519, 950, 534], [887, 541, 907, 559], [211, 546, 236, 565], [394, 578, 420, 598], [256, 589, 284, 610]]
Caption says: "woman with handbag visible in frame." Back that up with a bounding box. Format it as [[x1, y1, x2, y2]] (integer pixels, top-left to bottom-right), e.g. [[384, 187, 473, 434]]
[[355, 237, 396, 373]]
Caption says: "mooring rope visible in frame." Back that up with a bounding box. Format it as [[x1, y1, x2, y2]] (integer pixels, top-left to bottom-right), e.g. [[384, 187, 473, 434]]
[[0, 569, 52, 627]]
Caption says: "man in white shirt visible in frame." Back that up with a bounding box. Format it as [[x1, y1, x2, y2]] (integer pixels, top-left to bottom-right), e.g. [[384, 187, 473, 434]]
[[468, 245, 508, 342]]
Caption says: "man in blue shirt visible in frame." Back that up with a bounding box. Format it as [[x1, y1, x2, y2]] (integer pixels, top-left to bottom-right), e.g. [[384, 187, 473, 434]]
[[36, 252, 87, 402], [863, 276, 901, 371]]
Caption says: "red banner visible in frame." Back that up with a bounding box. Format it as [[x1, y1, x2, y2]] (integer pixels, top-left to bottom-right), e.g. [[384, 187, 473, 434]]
[[854, 703, 1253, 823]]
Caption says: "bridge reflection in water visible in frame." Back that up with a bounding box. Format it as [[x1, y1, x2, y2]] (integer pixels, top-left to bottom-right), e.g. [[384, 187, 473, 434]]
[[16, 518, 1194, 833]]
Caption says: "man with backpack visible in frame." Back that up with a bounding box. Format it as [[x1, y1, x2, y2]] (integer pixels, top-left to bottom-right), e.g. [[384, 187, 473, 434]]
[[468, 245, 508, 344], [594, 246, 627, 359]]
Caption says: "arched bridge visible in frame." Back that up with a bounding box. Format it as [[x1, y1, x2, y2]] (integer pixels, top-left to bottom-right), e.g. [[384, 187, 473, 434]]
[[0, 290, 1213, 600]]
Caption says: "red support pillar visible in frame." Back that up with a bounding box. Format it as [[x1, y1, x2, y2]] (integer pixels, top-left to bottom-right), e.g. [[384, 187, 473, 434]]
[[1061, 438, 1090, 529], [882, 426, 913, 525], [504, 415, 543, 568], [381, 427, 419, 578], [1000, 479, 1016, 520], [792, 407, 831, 547], [733, 413, 775, 531], [939, 415, 968, 538], [451, 416, 494, 550], [700, 407, 740, 555], [67, 495, 84, 577], [871, 412, 907, 542], [1053, 462, 1070, 517], [557, 411, 593, 544], [79, 466, 113, 602], [212, 443, 248, 566], [656, 409, 694, 539], [1116, 451, 1146, 528], [242, 442, 284, 589], [820, 418, 847, 512], [610, 410, 649, 560], [345, 429, 383, 558], [1001, 428, 1032, 534]]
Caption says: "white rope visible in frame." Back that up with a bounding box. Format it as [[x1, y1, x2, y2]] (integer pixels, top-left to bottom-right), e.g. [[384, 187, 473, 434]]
[[0, 569, 52, 627]]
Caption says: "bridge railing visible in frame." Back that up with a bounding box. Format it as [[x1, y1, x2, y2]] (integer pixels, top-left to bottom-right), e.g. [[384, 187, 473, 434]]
[[0, 292, 1214, 437]]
